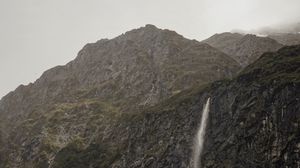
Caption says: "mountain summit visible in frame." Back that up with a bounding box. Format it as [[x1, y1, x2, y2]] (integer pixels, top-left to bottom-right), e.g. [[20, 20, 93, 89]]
[[1, 25, 240, 115], [0, 25, 241, 167]]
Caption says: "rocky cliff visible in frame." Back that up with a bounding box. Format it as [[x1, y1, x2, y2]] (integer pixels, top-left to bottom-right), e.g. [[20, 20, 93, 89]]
[[201, 45, 300, 167]]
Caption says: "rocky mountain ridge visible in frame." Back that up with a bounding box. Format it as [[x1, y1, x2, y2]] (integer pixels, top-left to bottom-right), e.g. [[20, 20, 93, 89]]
[[203, 32, 284, 66], [0, 25, 240, 117]]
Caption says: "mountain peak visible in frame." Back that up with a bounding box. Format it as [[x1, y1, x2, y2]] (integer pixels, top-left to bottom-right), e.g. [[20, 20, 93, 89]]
[[144, 24, 158, 29], [123, 24, 161, 35], [0, 25, 240, 119], [117, 24, 183, 42], [134, 24, 161, 33]]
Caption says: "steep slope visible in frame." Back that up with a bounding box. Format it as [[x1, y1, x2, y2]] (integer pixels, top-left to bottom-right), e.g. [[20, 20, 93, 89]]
[[38, 45, 299, 168], [203, 32, 283, 66], [201, 45, 300, 168], [0, 25, 240, 167]]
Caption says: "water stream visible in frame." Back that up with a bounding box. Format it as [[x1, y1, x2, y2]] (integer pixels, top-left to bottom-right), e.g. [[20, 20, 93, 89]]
[[192, 98, 211, 168]]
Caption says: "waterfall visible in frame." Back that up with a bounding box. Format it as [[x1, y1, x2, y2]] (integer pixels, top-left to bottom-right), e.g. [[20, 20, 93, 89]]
[[192, 98, 211, 168]]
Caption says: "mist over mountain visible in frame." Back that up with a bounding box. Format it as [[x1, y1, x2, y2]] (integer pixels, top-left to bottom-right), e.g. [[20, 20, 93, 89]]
[[253, 22, 300, 35], [0, 24, 299, 168], [267, 33, 300, 46], [231, 22, 300, 46]]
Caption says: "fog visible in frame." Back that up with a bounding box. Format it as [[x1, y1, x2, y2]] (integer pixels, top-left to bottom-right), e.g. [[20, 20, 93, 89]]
[[0, 0, 300, 98]]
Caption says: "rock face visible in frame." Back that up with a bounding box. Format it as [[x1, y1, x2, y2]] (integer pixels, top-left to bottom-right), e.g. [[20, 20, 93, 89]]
[[49, 45, 298, 168], [201, 45, 300, 167], [0, 25, 241, 168], [43, 45, 300, 168], [203, 32, 284, 67]]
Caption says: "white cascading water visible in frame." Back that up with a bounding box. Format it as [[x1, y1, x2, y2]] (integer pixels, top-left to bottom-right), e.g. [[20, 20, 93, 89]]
[[192, 98, 211, 168]]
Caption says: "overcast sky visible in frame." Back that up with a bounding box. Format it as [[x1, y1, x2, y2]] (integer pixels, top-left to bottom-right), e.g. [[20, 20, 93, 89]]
[[1, 0, 300, 98]]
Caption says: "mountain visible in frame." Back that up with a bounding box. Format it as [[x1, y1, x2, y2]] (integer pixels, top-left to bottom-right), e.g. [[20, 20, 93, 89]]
[[201, 32, 244, 52], [0, 25, 240, 120], [203, 32, 284, 67], [227, 22, 300, 46], [2, 43, 297, 168], [0, 25, 241, 167], [268, 33, 300, 46], [1, 25, 299, 168], [257, 22, 300, 46], [48, 45, 299, 168]]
